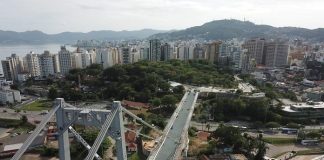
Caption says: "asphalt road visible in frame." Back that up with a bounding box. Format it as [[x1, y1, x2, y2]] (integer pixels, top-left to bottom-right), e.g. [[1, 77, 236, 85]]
[[153, 91, 197, 160]]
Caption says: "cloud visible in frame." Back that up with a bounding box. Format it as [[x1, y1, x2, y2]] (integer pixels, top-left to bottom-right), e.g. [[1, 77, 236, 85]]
[[0, 0, 323, 33]]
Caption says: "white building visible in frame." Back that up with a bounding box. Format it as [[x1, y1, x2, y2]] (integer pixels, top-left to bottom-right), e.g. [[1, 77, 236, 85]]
[[96, 48, 119, 69], [71, 53, 83, 69], [1, 54, 24, 81], [58, 46, 73, 75], [39, 51, 55, 78], [88, 49, 97, 65], [25, 52, 41, 77], [0, 89, 21, 104], [177, 46, 194, 60]]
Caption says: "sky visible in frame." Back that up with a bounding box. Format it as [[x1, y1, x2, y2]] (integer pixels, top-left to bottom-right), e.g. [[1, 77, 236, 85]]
[[0, 0, 323, 33]]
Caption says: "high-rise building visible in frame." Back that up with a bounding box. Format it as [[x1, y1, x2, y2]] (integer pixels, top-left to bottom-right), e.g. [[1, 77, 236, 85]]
[[25, 52, 41, 77], [193, 45, 206, 60], [121, 47, 130, 64], [161, 43, 172, 61], [206, 41, 222, 63], [242, 38, 266, 65], [38, 51, 55, 78], [149, 39, 161, 61], [80, 51, 91, 68], [229, 45, 243, 69], [130, 48, 140, 64], [58, 46, 73, 75], [53, 54, 60, 73], [1, 54, 24, 81], [88, 49, 97, 64], [177, 46, 194, 61], [96, 48, 119, 69], [1, 60, 15, 81], [240, 49, 256, 73], [71, 53, 83, 69], [264, 40, 289, 67], [140, 48, 150, 60]]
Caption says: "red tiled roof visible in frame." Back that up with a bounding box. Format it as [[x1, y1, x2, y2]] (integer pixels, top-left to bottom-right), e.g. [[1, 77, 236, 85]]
[[122, 100, 149, 109], [125, 124, 138, 130], [128, 143, 137, 148], [125, 131, 136, 143], [197, 131, 210, 141]]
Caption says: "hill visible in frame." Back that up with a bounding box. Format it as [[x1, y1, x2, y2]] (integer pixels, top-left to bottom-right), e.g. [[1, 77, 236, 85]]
[[150, 19, 324, 42], [0, 29, 166, 44]]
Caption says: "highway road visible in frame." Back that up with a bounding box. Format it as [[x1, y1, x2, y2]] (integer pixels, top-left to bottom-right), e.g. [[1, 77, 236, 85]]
[[153, 91, 197, 160]]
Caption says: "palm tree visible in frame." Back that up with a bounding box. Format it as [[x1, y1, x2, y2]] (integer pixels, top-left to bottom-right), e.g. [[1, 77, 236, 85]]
[[254, 134, 268, 160]]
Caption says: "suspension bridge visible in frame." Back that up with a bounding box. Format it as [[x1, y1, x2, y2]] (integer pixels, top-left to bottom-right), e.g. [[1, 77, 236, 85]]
[[10, 89, 199, 160]]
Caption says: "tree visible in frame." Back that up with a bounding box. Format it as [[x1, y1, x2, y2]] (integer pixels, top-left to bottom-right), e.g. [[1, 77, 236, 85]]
[[236, 89, 243, 95], [161, 95, 177, 108], [254, 141, 268, 160], [70, 130, 111, 158], [48, 87, 58, 100], [286, 123, 300, 129], [173, 85, 185, 94], [306, 131, 321, 139], [265, 122, 281, 129], [151, 98, 161, 107], [21, 115, 28, 124], [212, 125, 242, 148]]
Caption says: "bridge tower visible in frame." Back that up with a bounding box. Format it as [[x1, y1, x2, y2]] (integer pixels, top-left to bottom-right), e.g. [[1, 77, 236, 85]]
[[11, 98, 127, 160]]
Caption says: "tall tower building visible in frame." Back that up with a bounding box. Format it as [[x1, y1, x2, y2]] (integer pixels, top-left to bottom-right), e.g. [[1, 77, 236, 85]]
[[121, 47, 130, 64], [264, 40, 289, 67], [140, 48, 150, 60], [1, 54, 23, 81], [1, 60, 15, 81], [39, 51, 55, 78], [25, 52, 41, 77], [58, 46, 73, 75], [53, 54, 60, 73], [96, 48, 118, 69], [161, 43, 172, 61], [206, 41, 222, 64], [193, 45, 206, 60], [242, 38, 266, 65], [149, 39, 161, 61], [88, 49, 97, 65], [177, 46, 194, 61], [240, 49, 256, 73]]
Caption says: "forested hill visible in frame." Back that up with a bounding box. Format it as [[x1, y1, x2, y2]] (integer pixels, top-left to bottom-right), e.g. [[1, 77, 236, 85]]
[[52, 60, 236, 103], [150, 19, 324, 42]]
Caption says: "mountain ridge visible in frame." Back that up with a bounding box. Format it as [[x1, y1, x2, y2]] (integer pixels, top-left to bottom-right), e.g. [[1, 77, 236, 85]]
[[0, 29, 166, 44], [150, 19, 324, 42]]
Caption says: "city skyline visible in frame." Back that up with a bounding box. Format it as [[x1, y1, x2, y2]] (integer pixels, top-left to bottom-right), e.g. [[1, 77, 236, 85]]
[[1, 0, 324, 33]]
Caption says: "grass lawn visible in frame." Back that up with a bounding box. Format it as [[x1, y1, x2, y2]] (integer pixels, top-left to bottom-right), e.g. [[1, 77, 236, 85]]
[[21, 100, 52, 111], [12, 123, 35, 133], [296, 149, 324, 155], [263, 137, 296, 145]]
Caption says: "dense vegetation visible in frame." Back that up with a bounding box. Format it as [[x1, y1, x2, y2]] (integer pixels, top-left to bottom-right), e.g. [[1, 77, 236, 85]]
[[239, 74, 297, 101], [197, 94, 316, 126], [70, 129, 111, 159], [50, 60, 236, 103], [202, 125, 268, 160]]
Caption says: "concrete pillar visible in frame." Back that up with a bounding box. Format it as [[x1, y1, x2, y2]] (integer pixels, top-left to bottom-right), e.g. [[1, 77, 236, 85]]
[[112, 101, 127, 160], [56, 98, 71, 160]]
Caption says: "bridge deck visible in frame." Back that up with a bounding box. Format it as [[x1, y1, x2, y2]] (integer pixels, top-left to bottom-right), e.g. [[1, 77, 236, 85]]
[[152, 91, 198, 160]]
